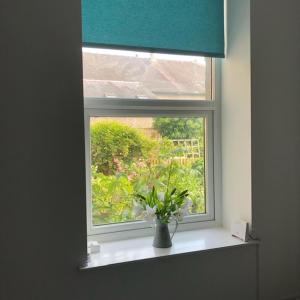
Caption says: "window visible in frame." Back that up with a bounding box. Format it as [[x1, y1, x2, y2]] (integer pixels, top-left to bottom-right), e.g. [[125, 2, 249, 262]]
[[83, 47, 219, 240]]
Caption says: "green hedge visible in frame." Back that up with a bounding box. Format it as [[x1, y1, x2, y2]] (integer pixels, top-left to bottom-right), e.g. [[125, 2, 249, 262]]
[[91, 120, 155, 175]]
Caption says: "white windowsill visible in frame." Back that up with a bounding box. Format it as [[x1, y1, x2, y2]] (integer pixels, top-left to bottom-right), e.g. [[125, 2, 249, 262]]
[[80, 227, 255, 270]]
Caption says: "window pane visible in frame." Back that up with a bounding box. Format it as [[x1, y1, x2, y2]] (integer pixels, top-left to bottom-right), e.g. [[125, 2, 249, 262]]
[[90, 117, 206, 226], [83, 48, 212, 100]]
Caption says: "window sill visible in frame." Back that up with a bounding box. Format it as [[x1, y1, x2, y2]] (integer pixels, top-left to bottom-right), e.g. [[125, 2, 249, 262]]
[[80, 227, 255, 270]]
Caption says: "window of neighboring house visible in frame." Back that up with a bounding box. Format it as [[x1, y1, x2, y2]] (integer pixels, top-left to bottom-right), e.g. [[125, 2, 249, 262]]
[[83, 47, 219, 241]]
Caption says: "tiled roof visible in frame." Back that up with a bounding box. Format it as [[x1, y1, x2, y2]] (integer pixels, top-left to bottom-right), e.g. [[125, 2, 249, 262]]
[[83, 52, 206, 99]]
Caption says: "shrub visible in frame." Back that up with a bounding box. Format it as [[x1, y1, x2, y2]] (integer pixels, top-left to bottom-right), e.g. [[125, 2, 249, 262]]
[[91, 166, 135, 224], [91, 120, 155, 175]]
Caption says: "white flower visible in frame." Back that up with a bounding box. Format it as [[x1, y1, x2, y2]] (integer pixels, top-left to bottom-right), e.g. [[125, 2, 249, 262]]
[[182, 197, 193, 211], [133, 201, 144, 217], [144, 205, 157, 222], [174, 209, 184, 222], [157, 192, 165, 201], [169, 213, 177, 222], [174, 199, 192, 222]]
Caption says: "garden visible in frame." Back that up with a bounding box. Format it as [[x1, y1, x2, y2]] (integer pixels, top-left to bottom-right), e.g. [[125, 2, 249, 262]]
[[90, 117, 206, 225]]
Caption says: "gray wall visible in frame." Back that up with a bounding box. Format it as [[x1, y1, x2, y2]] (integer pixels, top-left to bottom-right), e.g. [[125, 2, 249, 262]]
[[1, 0, 300, 299], [251, 0, 300, 299], [0, 1, 257, 300]]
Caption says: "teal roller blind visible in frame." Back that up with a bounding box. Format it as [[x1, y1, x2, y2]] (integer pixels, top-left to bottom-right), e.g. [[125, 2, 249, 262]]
[[82, 0, 224, 57]]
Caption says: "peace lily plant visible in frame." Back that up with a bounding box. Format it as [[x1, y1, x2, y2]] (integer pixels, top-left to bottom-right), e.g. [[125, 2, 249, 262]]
[[133, 160, 193, 247], [134, 186, 192, 224]]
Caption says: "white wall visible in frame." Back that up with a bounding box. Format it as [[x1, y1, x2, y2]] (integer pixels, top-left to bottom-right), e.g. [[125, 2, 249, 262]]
[[221, 0, 252, 229]]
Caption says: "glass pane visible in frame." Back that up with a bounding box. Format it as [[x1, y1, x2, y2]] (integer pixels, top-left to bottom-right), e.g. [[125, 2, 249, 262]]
[[90, 116, 206, 226], [83, 48, 212, 100]]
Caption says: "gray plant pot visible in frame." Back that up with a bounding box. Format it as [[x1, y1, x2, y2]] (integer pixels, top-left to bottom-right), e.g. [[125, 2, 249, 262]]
[[153, 218, 172, 248]]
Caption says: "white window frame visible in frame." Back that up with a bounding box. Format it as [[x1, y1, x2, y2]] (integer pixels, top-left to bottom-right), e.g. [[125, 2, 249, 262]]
[[84, 58, 221, 242]]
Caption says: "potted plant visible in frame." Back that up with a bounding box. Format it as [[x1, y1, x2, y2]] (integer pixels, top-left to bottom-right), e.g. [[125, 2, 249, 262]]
[[133, 183, 192, 248]]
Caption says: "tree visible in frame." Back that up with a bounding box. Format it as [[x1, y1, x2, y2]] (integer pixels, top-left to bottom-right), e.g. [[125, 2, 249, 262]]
[[153, 117, 204, 139]]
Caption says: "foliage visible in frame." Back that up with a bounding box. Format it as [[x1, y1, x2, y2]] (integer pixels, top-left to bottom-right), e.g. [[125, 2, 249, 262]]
[[128, 159, 204, 213], [134, 159, 192, 224], [153, 117, 204, 139], [91, 121, 155, 175], [90, 120, 206, 225], [91, 166, 135, 224]]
